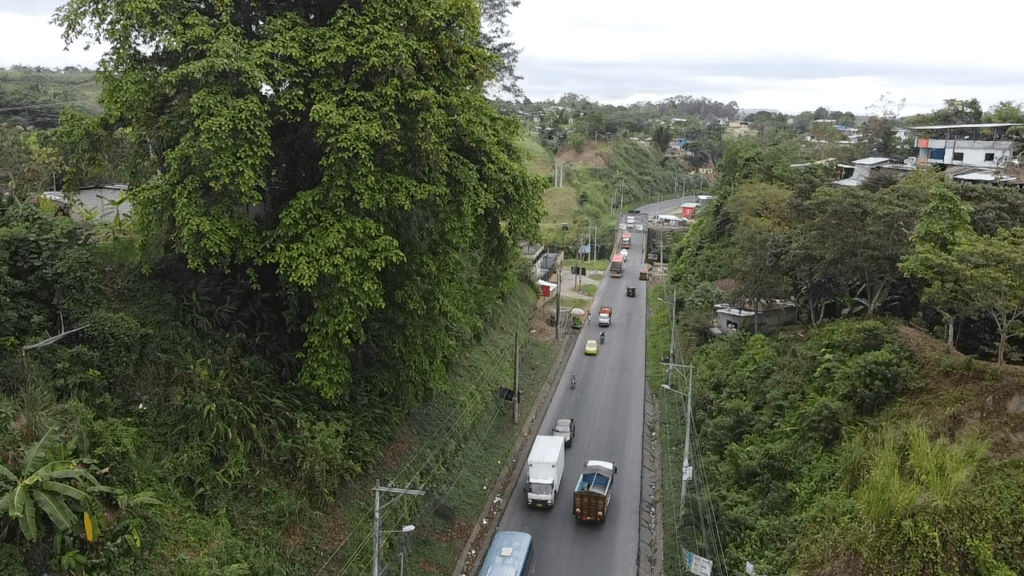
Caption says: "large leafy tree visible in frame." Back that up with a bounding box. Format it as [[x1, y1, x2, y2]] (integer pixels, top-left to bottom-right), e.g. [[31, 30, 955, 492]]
[[0, 126, 59, 202], [788, 184, 921, 317], [722, 182, 793, 322], [903, 227, 1024, 364], [898, 184, 974, 351], [56, 0, 544, 406]]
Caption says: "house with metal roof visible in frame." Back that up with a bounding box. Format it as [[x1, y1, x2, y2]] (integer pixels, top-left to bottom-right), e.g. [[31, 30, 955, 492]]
[[910, 123, 1022, 169], [834, 157, 914, 187], [43, 184, 131, 224]]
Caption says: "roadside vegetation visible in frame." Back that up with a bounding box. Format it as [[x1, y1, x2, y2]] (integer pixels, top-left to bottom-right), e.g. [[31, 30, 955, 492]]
[[650, 113, 1024, 575], [1, 0, 553, 572], [6, 30, 1024, 575]]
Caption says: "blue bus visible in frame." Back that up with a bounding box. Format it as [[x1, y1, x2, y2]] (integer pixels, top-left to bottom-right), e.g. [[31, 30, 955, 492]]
[[478, 531, 534, 576]]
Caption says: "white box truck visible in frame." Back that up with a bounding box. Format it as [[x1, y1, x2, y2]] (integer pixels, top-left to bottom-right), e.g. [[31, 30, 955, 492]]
[[524, 435, 565, 508]]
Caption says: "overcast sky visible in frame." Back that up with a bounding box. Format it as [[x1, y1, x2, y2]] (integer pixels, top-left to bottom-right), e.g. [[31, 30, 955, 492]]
[[4, 0, 1023, 116]]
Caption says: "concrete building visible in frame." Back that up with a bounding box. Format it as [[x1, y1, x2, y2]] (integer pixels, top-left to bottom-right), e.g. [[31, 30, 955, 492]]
[[910, 123, 1023, 168], [43, 184, 130, 225], [725, 121, 756, 138], [710, 300, 799, 336], [834, 157, 913, 187]]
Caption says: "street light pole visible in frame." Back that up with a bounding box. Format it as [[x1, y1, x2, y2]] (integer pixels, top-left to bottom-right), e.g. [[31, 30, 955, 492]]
[[373, 484, 425, 576], [680, 363, 694, 516]]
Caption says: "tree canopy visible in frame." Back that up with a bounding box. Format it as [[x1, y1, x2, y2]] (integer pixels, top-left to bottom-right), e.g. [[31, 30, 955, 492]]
[[56, 0, 545, 402]]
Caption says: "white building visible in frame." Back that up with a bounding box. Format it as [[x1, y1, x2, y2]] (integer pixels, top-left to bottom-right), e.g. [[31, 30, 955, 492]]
[[834, 157, 908, 187], [43, 184, 131, 224], [911, 123, 1023, 168]]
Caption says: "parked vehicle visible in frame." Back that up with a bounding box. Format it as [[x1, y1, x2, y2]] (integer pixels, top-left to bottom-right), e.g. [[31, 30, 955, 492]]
[[598, 306, 612, 327], [585, 339, 599, 355], [626, 286, 636, 298], [573, 460, 616, 522], [479, 531, 534, 576], [524, 436, 565, 508], [552, 418, 575, 448]]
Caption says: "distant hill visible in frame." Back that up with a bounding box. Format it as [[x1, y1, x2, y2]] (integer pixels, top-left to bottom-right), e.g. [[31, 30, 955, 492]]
[[0, 65, 102, 130]]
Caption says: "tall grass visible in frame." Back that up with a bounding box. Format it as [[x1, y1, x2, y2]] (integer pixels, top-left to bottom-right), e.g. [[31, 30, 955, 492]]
[[855, 424, 988, 521]]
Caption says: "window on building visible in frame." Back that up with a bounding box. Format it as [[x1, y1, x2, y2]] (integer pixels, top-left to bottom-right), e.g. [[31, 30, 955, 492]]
[[985, 153, 995, 162], [953, 152, 964, 161]]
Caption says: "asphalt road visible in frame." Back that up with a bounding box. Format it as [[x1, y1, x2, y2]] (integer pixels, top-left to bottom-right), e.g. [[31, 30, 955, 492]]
[[644, 195, 710, 217], [498, 220, 653, 575]]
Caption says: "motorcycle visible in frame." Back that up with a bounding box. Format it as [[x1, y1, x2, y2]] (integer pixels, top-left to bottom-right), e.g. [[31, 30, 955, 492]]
[[600, 332, 605, 344], [571, 374, 577, 389]]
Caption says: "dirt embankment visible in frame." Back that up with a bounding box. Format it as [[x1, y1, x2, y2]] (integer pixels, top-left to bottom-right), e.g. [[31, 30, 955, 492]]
[[555, 141, 608, 169], [895, 324, 1024, 458]]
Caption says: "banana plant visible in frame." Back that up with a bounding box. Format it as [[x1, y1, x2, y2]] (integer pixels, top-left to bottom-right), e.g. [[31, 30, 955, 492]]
[[0, 427, 104, 542]]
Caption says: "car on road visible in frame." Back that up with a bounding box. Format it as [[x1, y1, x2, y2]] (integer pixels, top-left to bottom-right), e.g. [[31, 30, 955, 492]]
[[584, 339, 599, 355], [626, 215, 635, 225], [626, 286, 636, 297], [619, 249, 628, 261], [552, 418, 576, 448]]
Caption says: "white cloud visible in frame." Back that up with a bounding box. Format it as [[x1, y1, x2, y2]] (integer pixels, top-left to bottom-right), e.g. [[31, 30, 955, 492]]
[[508, 0, 1024, 114], [3, 0, 1024, 117], [0, 12, 103, 69]]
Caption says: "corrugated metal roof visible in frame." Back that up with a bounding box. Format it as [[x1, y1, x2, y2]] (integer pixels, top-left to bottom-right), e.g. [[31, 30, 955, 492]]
[[953, 172, 1016, 182], [909, 123, 1024, 130], [834, 178, 863, 187]]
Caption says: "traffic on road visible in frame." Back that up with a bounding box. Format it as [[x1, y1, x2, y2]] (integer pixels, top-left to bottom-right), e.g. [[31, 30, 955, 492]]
[[493, 210, 654, 575]]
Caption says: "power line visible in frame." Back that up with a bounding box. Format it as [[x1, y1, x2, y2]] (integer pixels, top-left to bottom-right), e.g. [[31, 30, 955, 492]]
[[0, 100, 94, 113], [337, 364, 516, 575], [324, 309, 531, 575], [693, 423, 729, 576]]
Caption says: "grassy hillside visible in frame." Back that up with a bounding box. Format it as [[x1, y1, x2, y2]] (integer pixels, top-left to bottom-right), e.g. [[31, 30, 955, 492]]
[[0, 66, 102, 128], [528, 135, 691, 253], [646, 295, 1024, 576], [517, 135, 554, 178]]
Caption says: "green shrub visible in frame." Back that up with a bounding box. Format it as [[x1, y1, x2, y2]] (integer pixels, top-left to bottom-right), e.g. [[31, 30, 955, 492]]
[[829, 345, 917, 416], [0, 543, 28, 576]]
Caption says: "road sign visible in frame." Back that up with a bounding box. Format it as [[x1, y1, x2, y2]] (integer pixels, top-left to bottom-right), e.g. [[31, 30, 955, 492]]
[[686, 552, 713, 576], [682, 465, 693, 481]]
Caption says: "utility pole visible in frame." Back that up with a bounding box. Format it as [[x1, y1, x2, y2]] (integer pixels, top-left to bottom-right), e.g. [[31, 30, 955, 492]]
[[555, 262, 562, 341], [680, 362, 694, 518], [373, 482, 425, 576], [661, 286, 695, 519], [669, 286, 677, 368], [514, 328, 520, 424], [659, 226, 664, 278]]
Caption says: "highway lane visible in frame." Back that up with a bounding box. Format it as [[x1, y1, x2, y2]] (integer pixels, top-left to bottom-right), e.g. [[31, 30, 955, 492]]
[[498, 224, 649, 575]]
